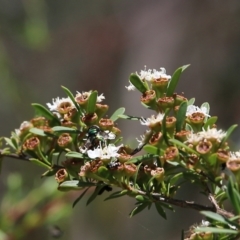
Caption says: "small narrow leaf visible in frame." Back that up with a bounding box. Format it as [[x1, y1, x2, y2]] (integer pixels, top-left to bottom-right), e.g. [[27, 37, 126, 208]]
[[204, 116, 218, 130], [195, 227, 238, 234], [166, 64, 190, 96], [227, 177, 240, 214], [129, 202, 148, 217], [65, 151, 84, 159], [61, 85, 81, 113], [133, 163, 142, 188], [72, 188, 89, 208], [143, 144, 160, 155], [52, 126, 78, 133], [31, 103, 61, 125], [176, 101, 187, 132], [29, 128, 46, 136], [155, 203, 167, 219], [104, 190, 128, 201], [58, 180, 85, 191], [200, 211, 228, 225], [86, 185, 102, 205], [29, 158, 51, 169], [87, 91, 98, 114], [129, 73, 148, 93], [4, 138, 17, 150], [220, 124, 238, 147], [110, 107, 125, 122], [187, 98, 195, 105]]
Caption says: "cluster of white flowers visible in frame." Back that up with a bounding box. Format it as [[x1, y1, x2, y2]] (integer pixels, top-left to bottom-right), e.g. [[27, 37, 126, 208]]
[[86, 144, 122, 160], [140, 113, 165, 126], [186, 127, 226, 144], [125, 67, 171, 91], [46, 91, 105, 113], [137, 67, 171, 81]]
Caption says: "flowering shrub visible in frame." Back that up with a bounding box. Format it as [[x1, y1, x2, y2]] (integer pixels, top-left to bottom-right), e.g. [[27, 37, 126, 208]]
[[1, 65, 240, 239]]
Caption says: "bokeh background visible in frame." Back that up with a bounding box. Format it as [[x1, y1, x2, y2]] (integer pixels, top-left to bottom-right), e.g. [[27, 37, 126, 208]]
[[1, 1, 240, 239]]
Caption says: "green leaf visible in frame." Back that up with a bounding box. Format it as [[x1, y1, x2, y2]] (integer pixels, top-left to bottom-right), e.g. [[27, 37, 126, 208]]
[[166, 64, 190, 96], [200, 211, 229, 225], [195, 227, 238, 234], [61, 85, 82, 113], [104, 190, 128, 201], [58, 180, 85, 191], [129, 73, 148, 93], [110, 107, 125, 122], [86, 91, 98, 114], [86, 185, 102, 205], [133, 163, 142, 188], [4, 137, 17, 150], [65, 151, 84, 159], [188, 98, 195, 105], [118, 114, 141, 120], [227, 177, 240, 214], [176, 101, 187, 132], [143, 144, 160, 155], [72, 188, 89, 208], [220, 124, 238, 147], [135, 195, 148, 202], [204, 116, 218, 130], [169, 138, 199, 155], [29, 158, 51, 169], [170, 172, 183, 185], [31, 103, 61, 125], [29, 127, 46, 136], [52, 126, 78, 133], [155, 203, 167, 219], [129, 202, 149, 217]]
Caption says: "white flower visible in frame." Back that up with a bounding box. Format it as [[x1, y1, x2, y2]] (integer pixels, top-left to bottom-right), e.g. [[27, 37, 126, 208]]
[[199, 127, 226, 142], [97, 93, 105, 102], [229, 151, 240, 160], [15, 121, 32, 136], [125, 81, 136, 91], [186, 105, 210, 117], [87, 144, 122, 160], [140, 113, 164, 126], [185, 131, 202, 144], [46, 97, 74, 112], [152, 68, 171, 80], [201, 220, 210, 227], [104, 131, 116, 140], [137, 66, 171, 82]]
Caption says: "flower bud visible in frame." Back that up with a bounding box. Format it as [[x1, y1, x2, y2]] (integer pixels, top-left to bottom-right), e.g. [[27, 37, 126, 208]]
[[81, 113, 98, 126], [124, 163, 137, 177], [99, 118, 114, 131], [95, 104, 109, 119], [216, 149, 229, 163], [57, 133, 73, 148], [196, 140, 212, 156], [55, 169, 69, 183], [151, 167, 164, 184], [175, 130, 191, 142], [157, 96, 174, 111], [23, 136, 40, 151], [141, 90, 157, 110], [164, 146, 179, 162]]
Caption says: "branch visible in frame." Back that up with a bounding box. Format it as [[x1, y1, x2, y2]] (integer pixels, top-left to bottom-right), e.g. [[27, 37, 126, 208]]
[[134, 188, 234, 218], [0, 150, 31, 162]]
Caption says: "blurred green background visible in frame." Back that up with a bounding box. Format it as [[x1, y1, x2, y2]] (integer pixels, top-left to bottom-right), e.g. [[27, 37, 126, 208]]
[[1, 1, 240, 239]]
